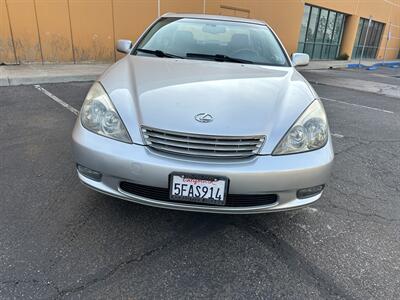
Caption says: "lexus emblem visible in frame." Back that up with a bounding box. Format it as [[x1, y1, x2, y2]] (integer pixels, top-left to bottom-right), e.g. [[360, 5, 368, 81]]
[[195, 113, 214, 123]]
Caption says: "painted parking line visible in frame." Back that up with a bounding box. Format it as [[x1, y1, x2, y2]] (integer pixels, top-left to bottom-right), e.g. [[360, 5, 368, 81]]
[[321, 97, 394, 114], [34, 84, 79, 115], [331, 133, 344, 138]]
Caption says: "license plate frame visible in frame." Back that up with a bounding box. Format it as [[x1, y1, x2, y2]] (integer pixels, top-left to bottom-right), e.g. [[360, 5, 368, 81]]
[[169, 172, 229, 206]]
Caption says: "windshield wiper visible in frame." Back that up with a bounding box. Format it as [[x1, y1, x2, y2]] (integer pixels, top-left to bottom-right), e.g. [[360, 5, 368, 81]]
[[136, 48, 184, 59], [186, 53, 254, 64]]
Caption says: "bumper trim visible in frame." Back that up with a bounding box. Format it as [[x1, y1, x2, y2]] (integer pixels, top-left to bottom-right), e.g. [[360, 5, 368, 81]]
[[79, 173, 322, 214]]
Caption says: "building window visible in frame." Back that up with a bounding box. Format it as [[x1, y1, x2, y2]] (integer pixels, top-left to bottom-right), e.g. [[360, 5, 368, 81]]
[[297, 4, 346, 60], [352, 18, 385, 59]]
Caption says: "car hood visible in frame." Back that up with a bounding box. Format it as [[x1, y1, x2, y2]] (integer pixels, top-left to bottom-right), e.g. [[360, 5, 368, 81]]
[[100, 55, 317, 154]]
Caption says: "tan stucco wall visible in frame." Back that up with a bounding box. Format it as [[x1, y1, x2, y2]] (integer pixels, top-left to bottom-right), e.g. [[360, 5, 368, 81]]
[[1, 0, 399, 64], [307, 0, 400, 59]]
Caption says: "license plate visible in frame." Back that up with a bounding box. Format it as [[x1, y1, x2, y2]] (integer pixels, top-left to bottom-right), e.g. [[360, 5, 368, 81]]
[[169, 173, 228, 206]]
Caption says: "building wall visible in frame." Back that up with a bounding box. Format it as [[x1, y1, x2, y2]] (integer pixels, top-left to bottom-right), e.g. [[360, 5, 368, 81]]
[[0, 0, 399, 64]]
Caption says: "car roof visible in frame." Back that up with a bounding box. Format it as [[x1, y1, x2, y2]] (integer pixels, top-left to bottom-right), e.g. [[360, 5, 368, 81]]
[[161, 13, 266, 26]]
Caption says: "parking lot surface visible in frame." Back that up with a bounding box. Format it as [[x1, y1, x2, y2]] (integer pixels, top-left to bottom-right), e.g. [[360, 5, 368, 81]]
[[0, 69, 399, 299]]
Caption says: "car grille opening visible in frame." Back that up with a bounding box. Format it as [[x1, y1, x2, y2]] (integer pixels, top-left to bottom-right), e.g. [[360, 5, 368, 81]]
[[141, 127, 265, 159], [119, 181, 278, 207]]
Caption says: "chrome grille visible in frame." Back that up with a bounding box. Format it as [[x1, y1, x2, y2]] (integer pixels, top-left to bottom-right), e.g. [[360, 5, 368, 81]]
[[142, 127, 265, 158]]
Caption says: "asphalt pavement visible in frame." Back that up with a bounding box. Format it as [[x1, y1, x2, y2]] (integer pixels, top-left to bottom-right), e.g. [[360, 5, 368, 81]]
[[0, 70, 399, 299]]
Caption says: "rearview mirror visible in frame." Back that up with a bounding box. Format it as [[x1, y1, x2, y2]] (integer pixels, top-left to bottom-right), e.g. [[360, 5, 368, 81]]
[[117, 39, 133, 54], [291, 53, 309, 67], [202, 24, 226, 34]]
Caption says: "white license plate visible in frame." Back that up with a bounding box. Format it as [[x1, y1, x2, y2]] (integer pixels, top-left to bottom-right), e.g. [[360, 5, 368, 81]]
[[169, 173, 228, 205]]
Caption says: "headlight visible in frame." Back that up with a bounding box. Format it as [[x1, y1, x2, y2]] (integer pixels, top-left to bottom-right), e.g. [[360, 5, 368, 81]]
[[80, 82, 132, 143], [273, 99, 328, 155]]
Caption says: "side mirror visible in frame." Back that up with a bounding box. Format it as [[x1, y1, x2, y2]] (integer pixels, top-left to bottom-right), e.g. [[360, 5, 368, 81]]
[[291, 53, 310, 67], [116, 39, 133, 54]]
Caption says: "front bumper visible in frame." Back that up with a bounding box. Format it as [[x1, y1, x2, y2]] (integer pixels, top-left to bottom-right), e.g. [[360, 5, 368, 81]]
[[72, 121, 334, 214]]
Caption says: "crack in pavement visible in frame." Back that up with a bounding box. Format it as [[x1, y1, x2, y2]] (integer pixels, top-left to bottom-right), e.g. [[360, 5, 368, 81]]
[[332, 134, 400, 144], [327, 186, 400, 224], [53, 215, 224, 298], [332, 173, 399, 197], [309, 77, 400, 101], [333, 136, 400, 157], [56, 242, 169, 298]]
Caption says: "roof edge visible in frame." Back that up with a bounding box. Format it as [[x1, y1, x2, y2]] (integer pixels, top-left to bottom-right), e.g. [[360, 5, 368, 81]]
[[161, 12, 266, 25]]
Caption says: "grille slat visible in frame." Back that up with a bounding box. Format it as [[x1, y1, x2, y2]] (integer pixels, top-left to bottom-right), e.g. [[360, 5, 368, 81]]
[[144, 131, 261, 145], [148, 144, 254, 157], [120, 181, 278, 207], [150, 139, 257, 151], [142, 127, 265, 158], [147, 136, 260, 148]]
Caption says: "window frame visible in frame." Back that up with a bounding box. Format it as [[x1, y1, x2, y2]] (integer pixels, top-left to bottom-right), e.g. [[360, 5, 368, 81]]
[[297, 4, 347, 60], [352, 18, 385, 59]]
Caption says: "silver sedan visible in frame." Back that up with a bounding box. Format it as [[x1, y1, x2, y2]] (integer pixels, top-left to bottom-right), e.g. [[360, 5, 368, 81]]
[[72, 13, 334, 214]]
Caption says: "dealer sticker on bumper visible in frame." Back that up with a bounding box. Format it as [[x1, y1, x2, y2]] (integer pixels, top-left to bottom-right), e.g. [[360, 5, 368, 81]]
[[169, 173, 228, 206]]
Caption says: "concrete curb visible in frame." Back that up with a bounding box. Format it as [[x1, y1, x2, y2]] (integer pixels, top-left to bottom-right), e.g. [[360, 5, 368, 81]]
[[0, 68, 9, 86], [307, 78, 400, 99], [0, 64, 110, 87], [4, 74, 100, 86], [296, 59, 400, 71]]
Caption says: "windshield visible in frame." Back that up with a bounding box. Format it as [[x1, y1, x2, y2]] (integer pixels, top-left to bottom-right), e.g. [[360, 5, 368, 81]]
[[133, 17, 289, 66]]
